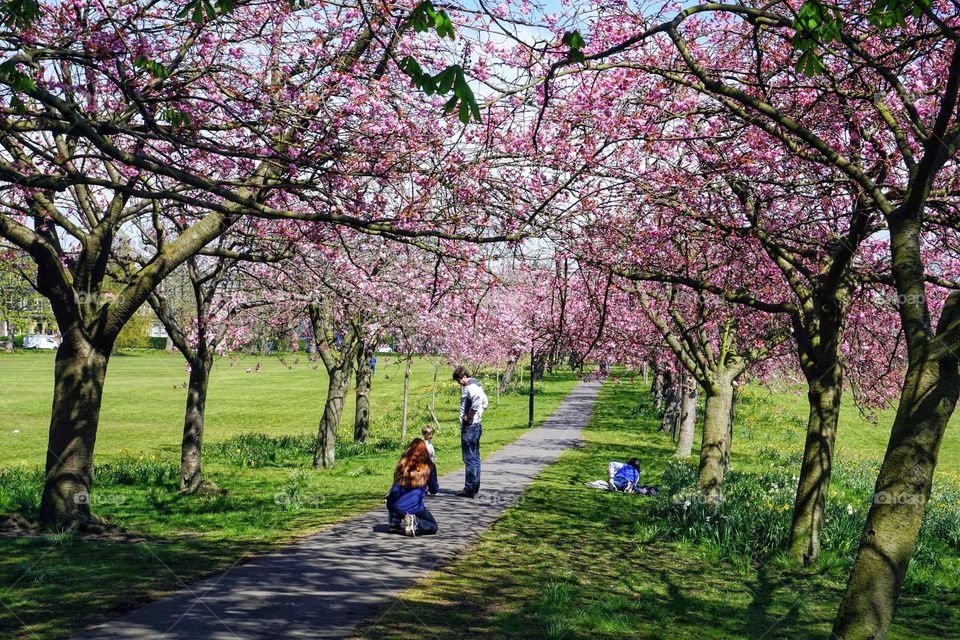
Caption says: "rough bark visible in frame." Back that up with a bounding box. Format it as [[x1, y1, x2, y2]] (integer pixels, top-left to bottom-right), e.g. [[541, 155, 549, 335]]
[[651, 368, 668, 412], [315, 366, 350, 468], [697, 378, 734, 502], [179, 356, 212, 493], [832, 252, 960, 639], [660, 379, 681, 434], [723, 387, 737, 469], [788, 369, 843, 566], [499, 358, 516, 393], [532, 352, 547, 381], [354, 345, 373, 444], [39, 335, 110, 529], [675, 380, 697, 457], [832, 351, 960, 638]]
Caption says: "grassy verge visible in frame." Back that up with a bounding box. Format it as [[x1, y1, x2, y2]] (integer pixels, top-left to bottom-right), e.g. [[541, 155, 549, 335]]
[[0, 351, 578, 639], [353, 379, 960, 640]]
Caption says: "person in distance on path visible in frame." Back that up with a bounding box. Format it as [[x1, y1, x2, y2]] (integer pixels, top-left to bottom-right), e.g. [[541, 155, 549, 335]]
[[453, 366, 488, 498]]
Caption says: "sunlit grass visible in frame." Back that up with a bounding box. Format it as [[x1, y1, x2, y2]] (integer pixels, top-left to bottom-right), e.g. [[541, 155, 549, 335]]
[[0, 350, 578, 639], [354, 379, 960, 640]]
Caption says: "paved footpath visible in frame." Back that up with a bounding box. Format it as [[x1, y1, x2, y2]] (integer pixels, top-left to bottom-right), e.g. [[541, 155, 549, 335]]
[[78, 381, 601, 640]]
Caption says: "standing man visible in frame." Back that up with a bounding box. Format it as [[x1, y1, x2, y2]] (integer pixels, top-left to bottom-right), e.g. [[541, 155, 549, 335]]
[[453, 366, 488, 498]]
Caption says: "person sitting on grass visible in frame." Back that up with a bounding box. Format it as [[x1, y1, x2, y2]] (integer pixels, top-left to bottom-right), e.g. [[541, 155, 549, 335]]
[[422, 426, 440, 495], [583, 458, 642, 493], [608, 458, 641, 492], [386, 438, 439, 537]]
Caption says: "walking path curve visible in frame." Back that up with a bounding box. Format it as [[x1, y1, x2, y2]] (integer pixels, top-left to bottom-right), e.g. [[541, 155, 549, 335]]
[[78, 381, 602, 639]]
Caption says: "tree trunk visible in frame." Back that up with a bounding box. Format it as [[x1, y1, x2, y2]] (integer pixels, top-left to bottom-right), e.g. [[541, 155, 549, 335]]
[[653, 368, 670, 413], [3, 318, 13, 351], [354, 346, 373, 443], [180, 356, 212, 493], [723, 387, 737, 470], [675, 380, 697, 457], [832, 351, 960, 639], [788, 366, 843, 566], [532, 352, 546, 381], [39, 336, 110, 529], [660, 379, 681, 434], [401, 356, 412, 443], [697, 378, 734, 502], [314, 366, 350, 468], [499, 358, 516, 393]]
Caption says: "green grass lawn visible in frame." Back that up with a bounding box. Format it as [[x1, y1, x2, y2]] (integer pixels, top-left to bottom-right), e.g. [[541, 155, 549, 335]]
[[0, 350, 579, 639], [353, 379, 960, 640]]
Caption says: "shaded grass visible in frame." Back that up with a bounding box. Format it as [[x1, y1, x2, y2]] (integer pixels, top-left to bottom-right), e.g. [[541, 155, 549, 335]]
[[353, 380, 960, 640], [0, 351, 578, 639]]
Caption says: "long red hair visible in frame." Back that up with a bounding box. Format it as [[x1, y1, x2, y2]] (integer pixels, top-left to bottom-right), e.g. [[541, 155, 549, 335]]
[[394, 438, 432, 489]]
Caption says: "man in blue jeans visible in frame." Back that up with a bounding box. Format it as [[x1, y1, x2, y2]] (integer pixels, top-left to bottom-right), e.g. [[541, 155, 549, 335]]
[[453, 366, 488, 498]]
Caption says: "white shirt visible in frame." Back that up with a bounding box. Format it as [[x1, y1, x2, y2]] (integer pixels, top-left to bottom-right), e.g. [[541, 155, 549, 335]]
[[460, 378, 489, 425]]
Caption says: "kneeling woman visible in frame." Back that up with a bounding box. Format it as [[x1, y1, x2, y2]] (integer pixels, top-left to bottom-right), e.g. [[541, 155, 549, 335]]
[[387, 438, 439, 537]]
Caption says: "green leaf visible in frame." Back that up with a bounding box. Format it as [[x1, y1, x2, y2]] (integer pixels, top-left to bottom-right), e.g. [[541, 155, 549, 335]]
[[443, 94, 458, 114], [133, 56, 170, 79], [0, 59, 36, 93], [9, 93, 25, 115], [158, 108, 192, 128], [434, 66, 458, 94], [0, 0, 41, 30], [562, 30, 585, 50], [407, 1, 437, 33]]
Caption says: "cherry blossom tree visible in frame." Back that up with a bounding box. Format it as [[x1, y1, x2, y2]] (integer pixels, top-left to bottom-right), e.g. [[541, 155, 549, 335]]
[[0, 0, 527, 529], [533, 1, 960, 635], [136, 218, 288, 492]]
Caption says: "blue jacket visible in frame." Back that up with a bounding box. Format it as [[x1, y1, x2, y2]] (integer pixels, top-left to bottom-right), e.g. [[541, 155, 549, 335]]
[[386, 482, 426, 517], [613, 464, 639, 491]]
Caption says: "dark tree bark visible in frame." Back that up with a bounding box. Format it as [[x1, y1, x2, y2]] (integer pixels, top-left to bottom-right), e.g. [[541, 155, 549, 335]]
[[316, 365, 351, 467], [723, 386, 737, 470], [675, 379, 697, 457], [788, 303, 846, 566], [833, 213, 960, 638], [532, 352, 547, 381], [39, 333, 110, 528], [309, 304, 359, 468], [179, 355, 213, 493], [659, 379, 681, 434], [653, 368, 670, 413], [499, 358, 517, 393], [354, 344, 373, 443], [697, 375, 735, 502], [788, 364, 843, 565]]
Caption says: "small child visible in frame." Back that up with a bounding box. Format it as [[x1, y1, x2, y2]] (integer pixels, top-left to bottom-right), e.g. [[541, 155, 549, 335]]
[[422, 426, 440, 495]]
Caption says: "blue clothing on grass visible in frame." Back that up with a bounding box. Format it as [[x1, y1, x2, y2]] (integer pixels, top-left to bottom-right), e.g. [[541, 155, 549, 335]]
[[613, 464, 640, 491]]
